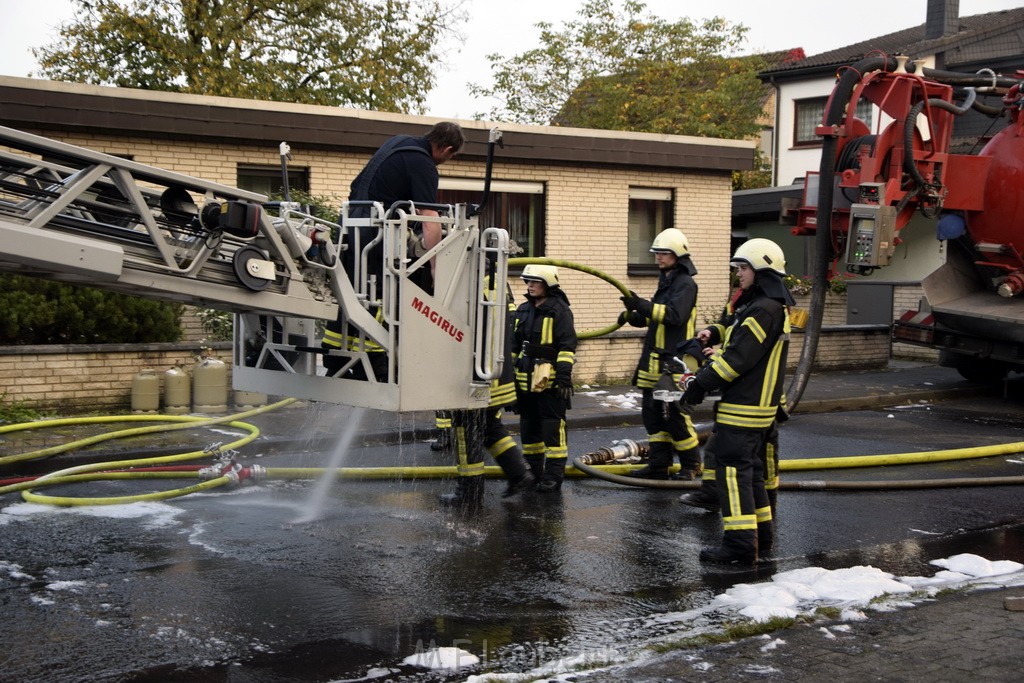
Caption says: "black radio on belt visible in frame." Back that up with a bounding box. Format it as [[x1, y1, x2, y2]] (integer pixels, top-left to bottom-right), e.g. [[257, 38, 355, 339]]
[[521, 341, 557, 360]]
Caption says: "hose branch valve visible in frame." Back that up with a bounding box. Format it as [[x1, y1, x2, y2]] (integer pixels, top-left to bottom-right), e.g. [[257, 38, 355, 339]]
[[198, 460, 243, 483]]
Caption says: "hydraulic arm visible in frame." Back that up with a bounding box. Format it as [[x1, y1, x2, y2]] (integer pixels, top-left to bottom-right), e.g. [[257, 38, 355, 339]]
[[0, 125, 509, 411]]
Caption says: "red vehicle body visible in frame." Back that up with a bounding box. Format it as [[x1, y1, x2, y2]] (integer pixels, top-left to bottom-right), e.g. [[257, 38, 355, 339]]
[[794, 57, 1024, 382]]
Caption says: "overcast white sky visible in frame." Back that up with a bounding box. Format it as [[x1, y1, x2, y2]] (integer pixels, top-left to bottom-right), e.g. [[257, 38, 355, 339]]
[[0, 0, 1020, 119]]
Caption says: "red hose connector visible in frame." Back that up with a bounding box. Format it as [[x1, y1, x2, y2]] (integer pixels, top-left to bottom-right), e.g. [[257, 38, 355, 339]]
[[997, 271, 1024, 298]]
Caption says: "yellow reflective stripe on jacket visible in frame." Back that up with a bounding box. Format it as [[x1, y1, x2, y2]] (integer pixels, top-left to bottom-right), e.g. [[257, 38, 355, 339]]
[[322, 328, 343, 349], [711, 355, 740, 382], [541, 317, 553, 344], [716, 402, 777, 429], [557, 350, 575, 365], [489, 380, 516, 407], [742, 316, 767, 343], [651, 302, 666, 324], [760, 334, 787, 407]]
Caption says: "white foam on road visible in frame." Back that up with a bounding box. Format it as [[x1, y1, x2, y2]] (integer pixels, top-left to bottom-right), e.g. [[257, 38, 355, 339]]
[[438, 553, 1024, 682], [1, 500, 184, 529]]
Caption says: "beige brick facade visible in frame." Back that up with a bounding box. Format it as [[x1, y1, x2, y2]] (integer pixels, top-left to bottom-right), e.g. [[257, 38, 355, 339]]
[[1, 78, 890, 413], [9, 126, 737, 390]]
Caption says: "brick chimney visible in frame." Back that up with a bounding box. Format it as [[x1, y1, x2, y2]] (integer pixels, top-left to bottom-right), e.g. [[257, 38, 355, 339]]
[[926, 0, 960, 39]]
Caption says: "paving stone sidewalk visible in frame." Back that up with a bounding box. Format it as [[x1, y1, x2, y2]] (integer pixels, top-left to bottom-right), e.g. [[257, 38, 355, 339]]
[[583, 586, 1024, 682]]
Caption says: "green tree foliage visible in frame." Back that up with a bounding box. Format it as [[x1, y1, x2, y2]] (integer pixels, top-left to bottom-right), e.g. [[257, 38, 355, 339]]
[[0, 274, 183, 345], [732, 150, 774, 191], [470, 0, 766, 141], [33, 0, 465, 113]]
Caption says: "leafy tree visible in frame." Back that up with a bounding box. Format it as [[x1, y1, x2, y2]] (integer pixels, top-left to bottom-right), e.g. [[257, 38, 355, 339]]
[[33, 0, 466, 113], [732, 150, 774, 191], [0, 274, 183, 344], [470, 0, 766, 142]]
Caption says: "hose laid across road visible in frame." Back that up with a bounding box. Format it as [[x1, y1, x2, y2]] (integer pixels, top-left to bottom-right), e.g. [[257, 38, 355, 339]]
[[0, 399, 295, 505]]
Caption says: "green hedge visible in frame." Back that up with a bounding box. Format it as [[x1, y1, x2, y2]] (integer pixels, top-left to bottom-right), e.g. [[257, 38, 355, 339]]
[[0, 274, 183, 344]]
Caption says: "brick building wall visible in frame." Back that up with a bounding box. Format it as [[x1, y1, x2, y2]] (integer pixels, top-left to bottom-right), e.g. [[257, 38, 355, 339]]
[[12, 128, 735, 387], [0, 324, 885, 414]]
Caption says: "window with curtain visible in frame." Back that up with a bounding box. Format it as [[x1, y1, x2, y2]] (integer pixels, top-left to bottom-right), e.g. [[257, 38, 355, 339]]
[[437, 179, 545, 257], [794, 97, 874, 146], [628, 187, 674, 270]]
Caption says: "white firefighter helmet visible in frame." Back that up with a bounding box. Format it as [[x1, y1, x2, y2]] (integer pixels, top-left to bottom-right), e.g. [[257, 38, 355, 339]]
[[521, 263, 559, 287], [731, 238, 786, 275], [650, 228, 690, 257]]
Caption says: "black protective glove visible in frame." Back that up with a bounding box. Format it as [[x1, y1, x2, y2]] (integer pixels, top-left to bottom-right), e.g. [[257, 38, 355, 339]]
[[775, 404, 790, 423], [680, 375, 707, 406], [617, 310, 646, 327], [503, 400, 519, 416], [555, 370, 574, 403], [620, 290, 642, 311]]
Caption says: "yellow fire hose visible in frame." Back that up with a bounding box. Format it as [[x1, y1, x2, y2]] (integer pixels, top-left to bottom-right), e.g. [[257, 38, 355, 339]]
[[2, 259, 1021, 504], [508, 257, 630, 339]]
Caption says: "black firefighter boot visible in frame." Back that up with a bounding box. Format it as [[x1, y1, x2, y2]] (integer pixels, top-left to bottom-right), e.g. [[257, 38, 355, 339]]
[[429, 428, 452, 452], [679, 481, 721, 513], [627, 442, 672, 479], [671, 447, 703, 481], [438, 475, 485, 508], [537, 457, 566, 493], [757, 521, 774, 557], [494, 450, 536, 498], [523, 452, 545, 482], [699, 529, 758, 566]]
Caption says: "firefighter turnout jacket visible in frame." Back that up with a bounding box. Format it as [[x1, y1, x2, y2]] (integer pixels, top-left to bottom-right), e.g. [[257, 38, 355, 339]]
[[694, 286, 789, 430], [512, 288, 576, 392], [630, 262, 698, 388]]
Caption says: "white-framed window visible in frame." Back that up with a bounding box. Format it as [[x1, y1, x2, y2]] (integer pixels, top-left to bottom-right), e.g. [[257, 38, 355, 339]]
[[628, 187, 674, 268], [438, 178, 545, 257], [237, 164, 309, 197]]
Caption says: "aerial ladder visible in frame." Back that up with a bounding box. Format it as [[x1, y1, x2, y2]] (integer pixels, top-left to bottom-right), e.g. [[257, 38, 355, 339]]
[[0, 125, 509, 412]]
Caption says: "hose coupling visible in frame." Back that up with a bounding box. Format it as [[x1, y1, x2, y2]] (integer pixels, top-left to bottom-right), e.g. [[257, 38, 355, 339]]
[[239, 465, 267, 482], [997, 270, 1024, 298], [577, 438, 648, 465], [202, 443, 241, 460]]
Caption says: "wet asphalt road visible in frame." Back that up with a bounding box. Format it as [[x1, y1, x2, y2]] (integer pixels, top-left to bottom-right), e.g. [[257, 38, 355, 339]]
[[2, 397, 1024, 682]]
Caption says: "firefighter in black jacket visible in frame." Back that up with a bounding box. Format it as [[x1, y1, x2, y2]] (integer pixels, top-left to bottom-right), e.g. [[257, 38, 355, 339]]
[[512, 264, 577, 492], [679, 238, 791, 565], [680, 287, 788, 533], [618, 228, 702, 481]]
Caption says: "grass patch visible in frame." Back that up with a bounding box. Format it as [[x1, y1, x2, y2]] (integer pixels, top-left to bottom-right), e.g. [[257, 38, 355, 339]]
[[650, 615, 797, 653], [814, 606, 843, 619], [0, 393, 47, 424]]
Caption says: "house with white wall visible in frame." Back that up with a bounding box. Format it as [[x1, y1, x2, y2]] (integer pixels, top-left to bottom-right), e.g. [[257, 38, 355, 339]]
[[735, 0, 1024, 335]]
